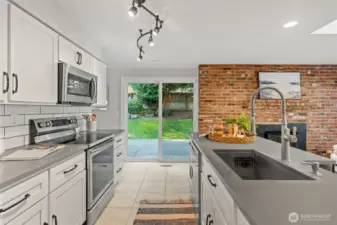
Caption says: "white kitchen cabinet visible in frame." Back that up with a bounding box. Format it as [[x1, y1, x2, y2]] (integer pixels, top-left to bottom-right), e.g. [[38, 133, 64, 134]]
[[0, 0, 8, 101], [50, 170, 86, 225], [5, 198, 48, 225], [9, 5, 58, 103], [201, 174, 214, 225], [59, 36, 93, 74], [93, 58, 107, 107]]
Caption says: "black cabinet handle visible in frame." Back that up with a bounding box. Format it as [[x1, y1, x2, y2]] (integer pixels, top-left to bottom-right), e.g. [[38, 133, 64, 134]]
[[43, 223, 49, 225], [117, 139, 122, 143], [117, 152, 122, 157], [52, 215, 58, 225], [12, 73, 18, 94], [206, 214, 211, 225], [63, 165, 78, 174], [117, 168, 122, 173], [76, 52, 81, 64], [3, 72, 9, 93], [207, 175, 217, 187], [208, 220, 214, 225], [79, 53, 83, 65], [0, 193, 30, 213], [189, 166, 193, 179]]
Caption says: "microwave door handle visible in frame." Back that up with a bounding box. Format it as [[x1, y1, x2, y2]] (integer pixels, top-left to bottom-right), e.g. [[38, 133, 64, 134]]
[[91, 78, 97, 100]]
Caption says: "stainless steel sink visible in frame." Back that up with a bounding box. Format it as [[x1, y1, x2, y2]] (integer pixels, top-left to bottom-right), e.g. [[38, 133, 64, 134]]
[[213, 149, 314, 180]]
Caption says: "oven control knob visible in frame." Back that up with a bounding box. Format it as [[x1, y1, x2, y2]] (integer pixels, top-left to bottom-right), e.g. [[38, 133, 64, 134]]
[[39, 122, 46, 128]]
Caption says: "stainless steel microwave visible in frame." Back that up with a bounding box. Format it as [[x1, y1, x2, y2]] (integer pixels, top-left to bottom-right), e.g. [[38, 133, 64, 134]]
[[58, 63, 97, 105]]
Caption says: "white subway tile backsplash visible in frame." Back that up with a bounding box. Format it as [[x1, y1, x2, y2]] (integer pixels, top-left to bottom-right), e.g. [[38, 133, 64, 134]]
[[5, 105, 40, 115], [0, 115, 25, 127], [25, 114, 51, 125], [0, 104, 92, 150], [41, 105, 63, 114], [63, 106, 80, 113], [0, 128, 4, 138], [0, 105, 4, 115], [5, 125, 29, 138], [5, 136, 25, 149], [24, 135, 30, 145]]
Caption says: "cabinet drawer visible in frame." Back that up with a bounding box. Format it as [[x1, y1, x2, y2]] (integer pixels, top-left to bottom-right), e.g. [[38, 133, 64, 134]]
[[237, 207, 250, 225], [202, 157, 235, 225], [50, 153, 86, 192], [113, 135, 123, 148], [0, 171, 48, 224], [114, 145, 124, 162], [6, 197, 48, 225], [59, 36, 93, 74]]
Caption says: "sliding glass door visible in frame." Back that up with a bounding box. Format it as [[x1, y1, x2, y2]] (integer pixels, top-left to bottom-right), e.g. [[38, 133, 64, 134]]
[[127, 83, 159, 160], [161, 83, 194, 160], [123, 78, 197, 162]]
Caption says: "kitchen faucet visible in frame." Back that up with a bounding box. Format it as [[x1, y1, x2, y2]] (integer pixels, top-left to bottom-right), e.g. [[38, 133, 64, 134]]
[[250, 87, 297, 162]]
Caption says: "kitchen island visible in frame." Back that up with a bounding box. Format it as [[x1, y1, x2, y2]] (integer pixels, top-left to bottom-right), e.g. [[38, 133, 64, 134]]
[[191, 133, 337, 225]]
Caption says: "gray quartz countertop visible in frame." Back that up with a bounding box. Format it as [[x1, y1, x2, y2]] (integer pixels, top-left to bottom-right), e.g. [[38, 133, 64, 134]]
[[191, 133, 337, 225], [0, 129, 124, 193]]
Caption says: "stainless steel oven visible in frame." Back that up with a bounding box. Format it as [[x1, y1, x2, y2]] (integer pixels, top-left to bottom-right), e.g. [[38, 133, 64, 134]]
[[87, 139, 114, 210], [58, 62, 97, 105]]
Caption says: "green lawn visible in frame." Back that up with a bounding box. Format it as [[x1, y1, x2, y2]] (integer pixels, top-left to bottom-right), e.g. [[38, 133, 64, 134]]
[[128, 118, 193, 139]]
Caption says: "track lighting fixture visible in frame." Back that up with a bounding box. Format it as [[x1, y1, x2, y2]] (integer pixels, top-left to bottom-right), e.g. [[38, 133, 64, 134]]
[[128, 4, 138, 17], [128, 0, 164, 60]]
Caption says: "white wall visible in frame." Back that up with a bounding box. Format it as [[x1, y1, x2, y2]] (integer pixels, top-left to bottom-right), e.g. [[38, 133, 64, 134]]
[[94, 68, 198, 129], [11, 0, 103, 59]]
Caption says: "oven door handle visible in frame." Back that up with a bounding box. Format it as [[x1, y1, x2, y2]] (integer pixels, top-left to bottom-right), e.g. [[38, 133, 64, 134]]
[[89, 141, 114, 155]]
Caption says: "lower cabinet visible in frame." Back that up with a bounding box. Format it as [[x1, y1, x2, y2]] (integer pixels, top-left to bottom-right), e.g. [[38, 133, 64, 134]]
[[6, 198, 48, 225], [49, 170, 86, 225], [201, 174, 227, 225]]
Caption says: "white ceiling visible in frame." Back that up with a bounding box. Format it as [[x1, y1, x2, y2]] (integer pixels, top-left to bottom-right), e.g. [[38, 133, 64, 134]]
[[53, 0, 337, 68]]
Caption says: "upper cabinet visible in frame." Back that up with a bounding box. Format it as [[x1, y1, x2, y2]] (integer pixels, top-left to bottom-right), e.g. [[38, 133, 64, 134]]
[[59, 36, 93, 74], [9, 5, 58, 103], [93, 59, 107, 107], [0, 1, 8, 101]]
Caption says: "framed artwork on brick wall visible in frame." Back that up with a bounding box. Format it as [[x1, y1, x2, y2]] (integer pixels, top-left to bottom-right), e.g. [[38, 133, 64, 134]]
[[258, 72, 301, 99]]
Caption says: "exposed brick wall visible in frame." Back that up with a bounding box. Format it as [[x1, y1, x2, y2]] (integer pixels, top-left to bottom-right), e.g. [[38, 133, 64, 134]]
[[199, 64, 337, 154]]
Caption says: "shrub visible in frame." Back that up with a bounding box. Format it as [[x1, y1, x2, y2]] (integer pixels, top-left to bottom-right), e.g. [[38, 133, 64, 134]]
[[128, 99, 143, 115]]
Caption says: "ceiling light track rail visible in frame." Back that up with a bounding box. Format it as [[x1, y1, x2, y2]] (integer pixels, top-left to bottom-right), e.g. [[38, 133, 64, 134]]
[[128, 0, 164, 61]]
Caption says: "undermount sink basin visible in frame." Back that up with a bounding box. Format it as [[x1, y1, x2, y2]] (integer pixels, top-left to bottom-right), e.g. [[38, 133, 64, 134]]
[[213, 149, 314, 180]]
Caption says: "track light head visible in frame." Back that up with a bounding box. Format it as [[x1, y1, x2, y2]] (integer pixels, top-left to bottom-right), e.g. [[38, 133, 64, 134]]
[[128, 5, 138, 17], [148, 37, 154, 47], [153, 27, 160, 36], [137, 55, 143, 61]]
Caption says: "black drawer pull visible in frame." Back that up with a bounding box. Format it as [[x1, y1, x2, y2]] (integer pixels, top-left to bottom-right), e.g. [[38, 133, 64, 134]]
[[52, 215, 58, 225], [208, 220, 214, 225], [0, 193, 30, 213], [117, 152, 122, 157], [207, 175, 217, 187], [3, 72, 9, 93], [117, 168, 122, 173], [43, 223, 48, 225], [117, 139, 122, 143], [63, 165, 78, 174]]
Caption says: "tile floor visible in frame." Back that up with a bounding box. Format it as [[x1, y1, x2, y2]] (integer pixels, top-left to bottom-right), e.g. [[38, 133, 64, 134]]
[[94, 162, 191, 225]]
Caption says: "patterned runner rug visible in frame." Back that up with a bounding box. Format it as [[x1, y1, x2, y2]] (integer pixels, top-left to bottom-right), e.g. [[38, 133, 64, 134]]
[[133, 198, 197, 225]]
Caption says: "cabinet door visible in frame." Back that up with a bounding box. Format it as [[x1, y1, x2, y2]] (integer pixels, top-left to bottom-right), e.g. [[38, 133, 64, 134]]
[[0, 0, 7, 101], [50, 171, 86, 225], [213, 200, 228, 225], [6, 198, 48, 225], [59, 36, 93, 74], [201, 174, 214, 225], [93, 59, 107, 106], [10, 5, 58, 103]]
